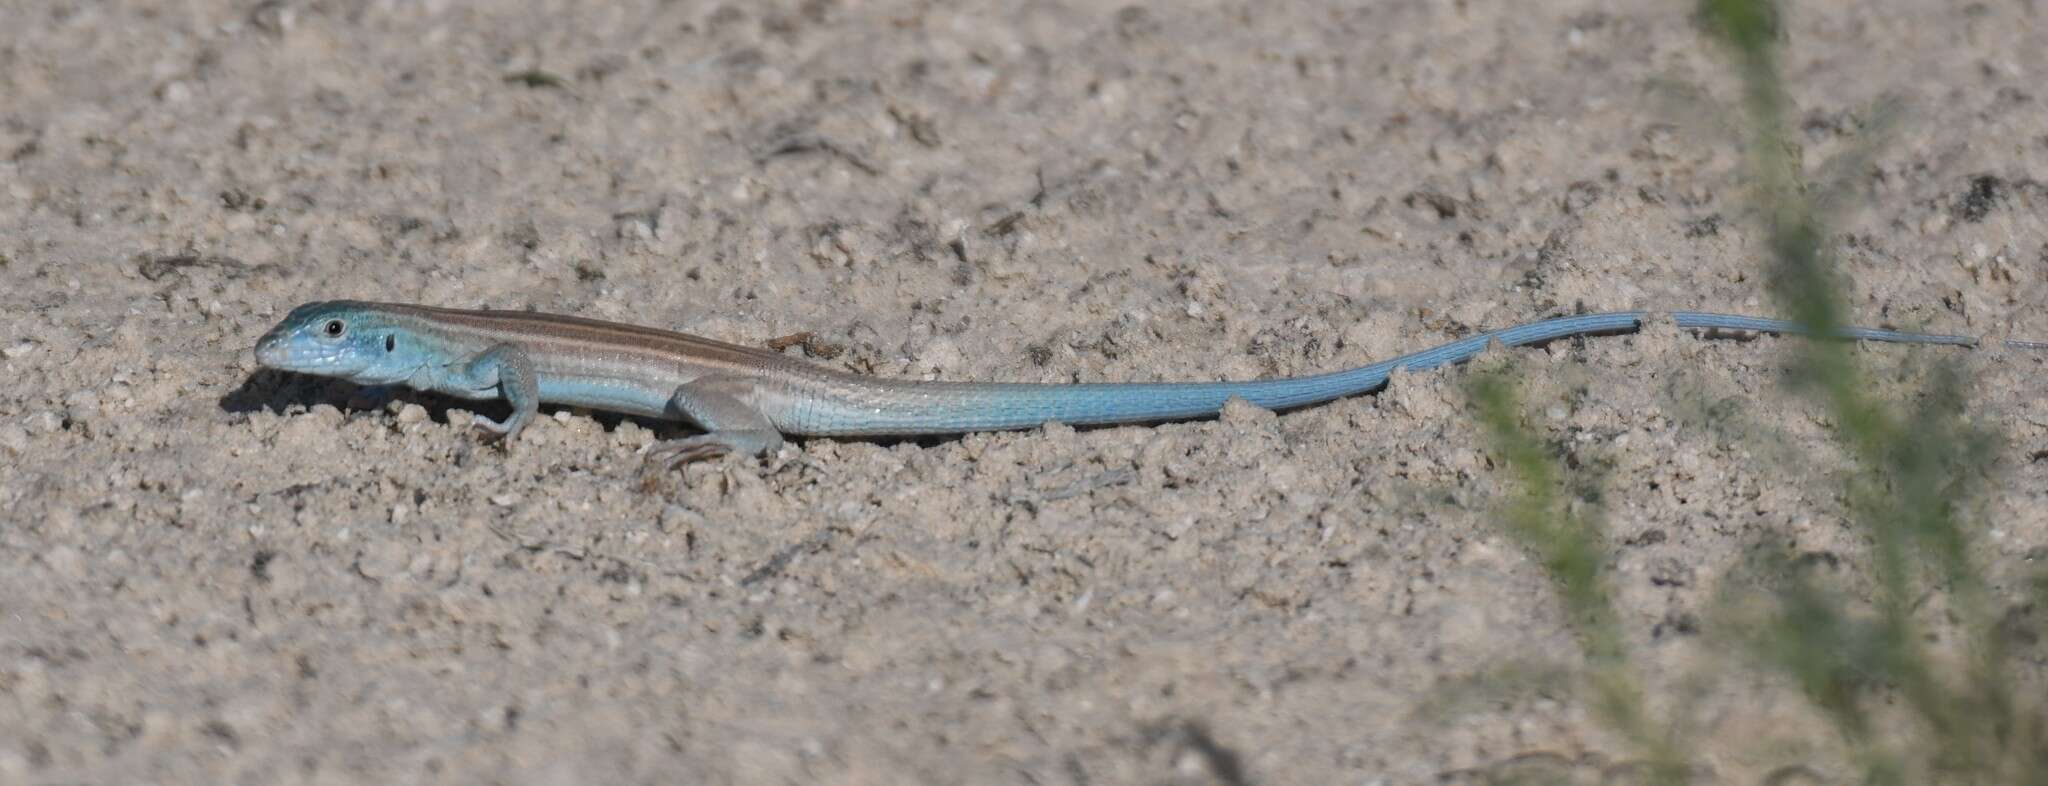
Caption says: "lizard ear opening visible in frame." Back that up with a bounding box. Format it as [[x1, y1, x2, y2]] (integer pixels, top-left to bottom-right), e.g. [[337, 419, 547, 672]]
[[384, 334, 397, 353]]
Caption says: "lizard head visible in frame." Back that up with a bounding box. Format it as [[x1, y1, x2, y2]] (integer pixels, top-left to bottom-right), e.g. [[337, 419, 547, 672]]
[[255, 300, 424, 384]]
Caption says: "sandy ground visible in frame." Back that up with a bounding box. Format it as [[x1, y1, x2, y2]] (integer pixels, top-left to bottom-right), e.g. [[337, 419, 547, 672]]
[[2, 1, 2044, 784]]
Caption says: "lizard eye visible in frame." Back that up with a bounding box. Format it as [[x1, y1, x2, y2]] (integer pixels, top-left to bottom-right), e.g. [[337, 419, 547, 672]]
[[322, 319, 345, 337]]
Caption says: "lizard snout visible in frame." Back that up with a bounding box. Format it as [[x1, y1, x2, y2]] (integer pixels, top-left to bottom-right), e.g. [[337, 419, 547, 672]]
[[253, 331, 291, 368]]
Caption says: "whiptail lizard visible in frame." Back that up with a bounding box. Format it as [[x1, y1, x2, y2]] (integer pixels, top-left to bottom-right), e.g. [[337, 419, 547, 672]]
[[252, 301, 2033, 466]]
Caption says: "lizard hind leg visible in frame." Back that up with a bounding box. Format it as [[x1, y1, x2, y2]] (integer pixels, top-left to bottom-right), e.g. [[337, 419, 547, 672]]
[[647, 377, 785, 470]]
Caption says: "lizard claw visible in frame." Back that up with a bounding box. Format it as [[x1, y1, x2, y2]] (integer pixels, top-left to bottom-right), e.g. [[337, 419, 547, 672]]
[[471, 413, 521, 447]]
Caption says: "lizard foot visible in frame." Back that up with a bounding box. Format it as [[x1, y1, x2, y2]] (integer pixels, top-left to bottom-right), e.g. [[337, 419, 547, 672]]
[[644, 429, 783, 473], [470, 413, 521, 448], [647, 435, 732, 471]]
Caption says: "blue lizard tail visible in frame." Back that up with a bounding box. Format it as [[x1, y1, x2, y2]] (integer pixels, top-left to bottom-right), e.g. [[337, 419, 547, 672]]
[[788, 311, 2015, 436]]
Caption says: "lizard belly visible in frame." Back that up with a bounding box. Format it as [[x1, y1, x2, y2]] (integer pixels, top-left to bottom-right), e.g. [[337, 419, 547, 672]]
[[536, 375, 677, 420]]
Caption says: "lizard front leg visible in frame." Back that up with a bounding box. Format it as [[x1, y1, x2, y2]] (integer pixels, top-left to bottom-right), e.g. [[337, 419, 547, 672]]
[[444, 344, 540, 443], [649, 376, 785, 468]]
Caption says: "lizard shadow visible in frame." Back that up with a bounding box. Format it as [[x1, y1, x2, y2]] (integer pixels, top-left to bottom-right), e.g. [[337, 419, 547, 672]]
[[219, 369, 368, 417], [217, 370, 699, 441]]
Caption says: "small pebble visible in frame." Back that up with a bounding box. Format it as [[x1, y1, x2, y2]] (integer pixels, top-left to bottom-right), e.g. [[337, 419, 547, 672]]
[[0, 423, 27, 452], [42, 545, 84, 579], [62, 389, 101, 412], [658, 505, 704, 535], [24, 411, 63, 434]]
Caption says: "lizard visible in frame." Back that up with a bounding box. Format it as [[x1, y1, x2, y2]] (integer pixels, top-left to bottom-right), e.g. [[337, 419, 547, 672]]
[[251, 300, 2034, 466]]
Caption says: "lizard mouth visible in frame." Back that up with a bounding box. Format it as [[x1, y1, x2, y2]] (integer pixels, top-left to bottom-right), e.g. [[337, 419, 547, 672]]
[[254, 335, 290, 367], [252, 328, 354, 374], [252, 324, 310, 370]]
